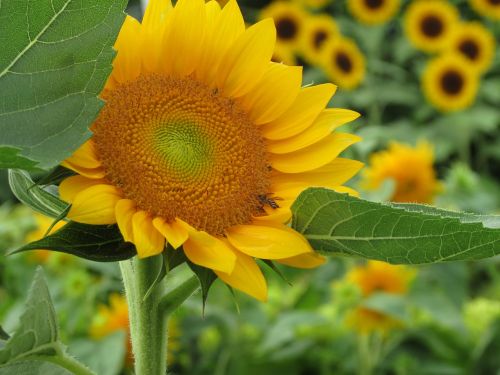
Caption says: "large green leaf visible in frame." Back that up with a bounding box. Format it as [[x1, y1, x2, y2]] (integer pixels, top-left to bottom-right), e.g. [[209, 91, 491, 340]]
[[0, 0, 127, 170], [11, 222, 136, 262], [292, 188, 500, 264]]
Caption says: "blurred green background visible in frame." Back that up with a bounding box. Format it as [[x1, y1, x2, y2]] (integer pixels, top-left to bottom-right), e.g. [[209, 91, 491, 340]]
[[1, 0, 499, 374]]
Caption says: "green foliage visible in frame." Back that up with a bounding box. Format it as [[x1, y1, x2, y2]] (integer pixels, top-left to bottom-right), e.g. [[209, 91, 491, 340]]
[[292, 188, 500, 264], [12, 222, 136, 262], [0, 268, 94, 374], [8, 170, 67, 219], [0, 0, 127, 171]]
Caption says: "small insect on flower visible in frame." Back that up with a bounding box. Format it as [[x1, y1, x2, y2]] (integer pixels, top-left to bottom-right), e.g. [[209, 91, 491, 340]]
[[258, 194, 280, 209]]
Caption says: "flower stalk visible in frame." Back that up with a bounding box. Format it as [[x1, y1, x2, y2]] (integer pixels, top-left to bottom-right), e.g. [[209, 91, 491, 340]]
[[120, 255, 200, 375]]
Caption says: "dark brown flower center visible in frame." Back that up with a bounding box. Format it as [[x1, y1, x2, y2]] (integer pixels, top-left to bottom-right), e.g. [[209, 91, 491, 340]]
[[335, 52, 353, 73], [459, 39, 480, 60], [364, 0, 384, 9], [487, 0, 500, 5], [276, 16, 298, 41], [313, 30, 328, 50], [441, 70, 464, 95], [421, 15, 443, 38]]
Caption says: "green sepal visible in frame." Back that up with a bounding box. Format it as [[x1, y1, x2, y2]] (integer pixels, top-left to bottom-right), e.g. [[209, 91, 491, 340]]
[[8, 170, 67, 218], [187, 261, 217, 313], [10, 222, 136, 262], [35, 166, 76, 187], [0, 327, 9, 341]]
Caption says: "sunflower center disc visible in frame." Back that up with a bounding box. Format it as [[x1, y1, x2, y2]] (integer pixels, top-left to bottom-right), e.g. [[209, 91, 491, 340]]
[[93, 74, 270, 235], [440, 70, 464, 95], [459, 39, 480, 60], [275, 17, 298, 40], [364, 0, 384, 9], [336, 52, 353, 73], [421, 15, 443, 38], [313, 30, 328, 50]]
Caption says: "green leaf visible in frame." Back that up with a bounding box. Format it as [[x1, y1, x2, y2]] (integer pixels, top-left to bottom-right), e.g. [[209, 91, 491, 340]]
[[292, 188, 500, 264], [36, 166, 76, 187], [0, 327, 9, 341], [0, 269, 96, 374], [187, 261, 217, 310], [11, 222, 136, 262], [0, 0, 127, 170], [8, 170, 68, 218], [0, 268, 59, 365], [0, 361, 72, 375]]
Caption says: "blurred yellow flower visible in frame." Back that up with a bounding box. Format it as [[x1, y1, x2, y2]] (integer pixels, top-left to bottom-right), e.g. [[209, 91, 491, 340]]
[[26, 212, 66, 263], [362, 141, 441, 204], [404, 0, 459, 53], [447, 22, 495, 74], [469, 0, 500, 20], [272, 44, 298, 66], [422, 53, 479, 112], [61, 0, 362, 301], [321, 37, 366, 89], [348, 0, 401, 25], [301, 14, 340, 64], [347, 261, 415, 297], [261, 1, 308, 56], [346, 261, 415, 334]]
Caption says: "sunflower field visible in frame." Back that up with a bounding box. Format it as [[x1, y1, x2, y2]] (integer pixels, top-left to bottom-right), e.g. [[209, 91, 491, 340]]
[[0, 0, 499, 374]]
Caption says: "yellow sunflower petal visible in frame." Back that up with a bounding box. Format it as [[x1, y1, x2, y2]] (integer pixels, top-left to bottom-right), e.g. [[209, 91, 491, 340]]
[[132, 211, 165, 258], [267, 109, 360, 153], [112, 16, 143, 83], [140, 0, 173, 73], [152, 217, 189, 249], [262, 83, 336, 140], [115, 199, 136, 243], [253, 206, 292, 225], [332, 185, 360, 197], [272, 158, 364, 192], [182, 227, 236, 273], [197, 0, 245, 84], [239, 63, 302, 125], [68, 185, 121, 225], [226, 224, 312, 259], [277, 252, 327, 269], [218, 18, 276, 97], [63, 141, 101, 169], [59, 175, 107, 203], [61, 161, 106, 179], [215, 248, 268, 301], [161, 0, 206, 77], [270, 133, 361, 173]]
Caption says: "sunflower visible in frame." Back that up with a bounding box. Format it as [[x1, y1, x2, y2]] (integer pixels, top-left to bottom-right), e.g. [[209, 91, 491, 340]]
[[321, 37, 366, 89], [260, 1, 308, 56], [346, 261, 414, 334], [469, 0, 500, 20], [59, 0, 362, 302], [447, 22, 495, 74], [422, 53, 479, 112], [348, 0, 401, 25], [300, 14, 340, 64], [404, 0, 459, 53], [362, 141, 441, 204]]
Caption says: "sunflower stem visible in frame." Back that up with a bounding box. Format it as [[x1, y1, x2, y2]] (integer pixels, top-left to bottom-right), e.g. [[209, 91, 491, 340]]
[[159, 275, 200, 316], [120, 255, 168, 375]]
